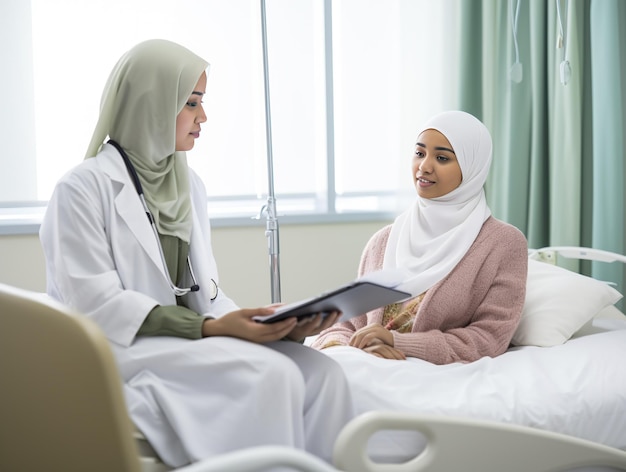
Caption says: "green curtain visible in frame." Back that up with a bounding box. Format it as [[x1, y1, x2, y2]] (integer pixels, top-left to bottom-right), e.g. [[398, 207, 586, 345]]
[[456, 0, 625, 303]]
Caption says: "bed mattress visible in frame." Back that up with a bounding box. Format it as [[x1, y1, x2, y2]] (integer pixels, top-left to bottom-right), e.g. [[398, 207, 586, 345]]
[[321, 317, 626, 462]]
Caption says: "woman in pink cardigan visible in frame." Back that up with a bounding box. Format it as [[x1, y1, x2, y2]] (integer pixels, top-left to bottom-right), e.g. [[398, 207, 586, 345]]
[[312, 111, 528, 365]]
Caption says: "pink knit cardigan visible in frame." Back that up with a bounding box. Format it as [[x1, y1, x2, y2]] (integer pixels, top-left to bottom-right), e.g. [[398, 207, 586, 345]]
[[312, 217, 528, 364]]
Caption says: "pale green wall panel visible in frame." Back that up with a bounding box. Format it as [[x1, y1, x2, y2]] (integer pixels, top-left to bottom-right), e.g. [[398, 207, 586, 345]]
[[590, 0, 625, 302]]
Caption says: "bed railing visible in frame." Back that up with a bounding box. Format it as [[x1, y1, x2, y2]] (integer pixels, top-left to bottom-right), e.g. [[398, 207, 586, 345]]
[[530, 246, 626, 264]]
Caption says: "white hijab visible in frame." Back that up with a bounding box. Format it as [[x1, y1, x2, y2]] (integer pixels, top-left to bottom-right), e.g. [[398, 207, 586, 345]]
[[85, 39, 209, 243], [383, 110, 493, 296]]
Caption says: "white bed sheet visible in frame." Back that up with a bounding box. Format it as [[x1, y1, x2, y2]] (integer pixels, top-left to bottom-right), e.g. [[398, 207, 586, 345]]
[[321, 317, 626, 462]]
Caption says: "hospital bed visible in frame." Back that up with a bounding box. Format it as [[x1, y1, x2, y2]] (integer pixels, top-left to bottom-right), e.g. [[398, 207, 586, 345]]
[[322, 246, 626, 471], [2, 246, 625, 471]]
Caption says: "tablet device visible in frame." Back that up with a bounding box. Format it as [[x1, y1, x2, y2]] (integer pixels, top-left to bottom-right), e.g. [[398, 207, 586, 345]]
[[253, 280, 411, 324]]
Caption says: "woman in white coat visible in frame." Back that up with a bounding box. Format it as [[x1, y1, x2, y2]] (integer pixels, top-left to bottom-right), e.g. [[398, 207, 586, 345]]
[[40, 39, 354, 468]]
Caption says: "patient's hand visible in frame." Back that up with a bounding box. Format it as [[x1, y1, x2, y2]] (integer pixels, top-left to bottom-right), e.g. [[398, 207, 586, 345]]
[[349, 324, 394, 349], [362, 343, 406, 360], [285, 311, 341, 342]]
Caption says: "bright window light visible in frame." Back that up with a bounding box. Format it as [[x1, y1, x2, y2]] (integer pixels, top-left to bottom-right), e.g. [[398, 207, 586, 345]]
[[1, 0, 457, 224]]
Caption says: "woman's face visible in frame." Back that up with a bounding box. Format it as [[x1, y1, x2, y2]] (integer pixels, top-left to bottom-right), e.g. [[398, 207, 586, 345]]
[[412, 129, 462, 199], [175, 71, 208, 151]]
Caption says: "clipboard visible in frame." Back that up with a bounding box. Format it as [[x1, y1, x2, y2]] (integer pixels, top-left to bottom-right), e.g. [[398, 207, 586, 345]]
[[253, 270, 412, 324]]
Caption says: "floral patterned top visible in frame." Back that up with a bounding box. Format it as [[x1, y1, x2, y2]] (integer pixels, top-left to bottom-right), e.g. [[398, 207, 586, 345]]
[[382, 293, 426, 333]]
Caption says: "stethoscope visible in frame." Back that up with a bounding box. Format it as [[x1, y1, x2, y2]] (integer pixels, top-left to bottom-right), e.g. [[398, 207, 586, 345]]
[[108, 140, 218, 300]]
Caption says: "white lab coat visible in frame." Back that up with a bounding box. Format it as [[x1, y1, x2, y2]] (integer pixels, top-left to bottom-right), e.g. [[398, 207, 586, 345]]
[[41, 143, 238, 348], [39, 144, 354, 466]]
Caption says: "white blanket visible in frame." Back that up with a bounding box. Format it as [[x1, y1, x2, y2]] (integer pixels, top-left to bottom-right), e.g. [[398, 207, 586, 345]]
[[321, 318, 626, 462]]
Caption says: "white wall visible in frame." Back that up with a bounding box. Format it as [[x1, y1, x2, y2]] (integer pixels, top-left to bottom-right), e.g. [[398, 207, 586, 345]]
[[0, 221, 389, 308]]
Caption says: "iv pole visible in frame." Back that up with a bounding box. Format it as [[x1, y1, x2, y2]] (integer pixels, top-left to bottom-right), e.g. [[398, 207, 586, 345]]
[[259, 0, 281, 303]]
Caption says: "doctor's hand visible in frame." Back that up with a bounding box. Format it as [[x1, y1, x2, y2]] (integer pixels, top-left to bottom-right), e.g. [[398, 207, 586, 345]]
[[285, 311, 341, 342], [201, 307, 297, 343]]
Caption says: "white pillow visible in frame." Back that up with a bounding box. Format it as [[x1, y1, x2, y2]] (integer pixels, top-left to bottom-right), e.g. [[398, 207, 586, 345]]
[[511, 258, 623, 347]]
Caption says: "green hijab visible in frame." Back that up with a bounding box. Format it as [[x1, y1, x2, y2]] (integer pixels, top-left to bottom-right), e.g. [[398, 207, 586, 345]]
[[86, 39, 209, 243]]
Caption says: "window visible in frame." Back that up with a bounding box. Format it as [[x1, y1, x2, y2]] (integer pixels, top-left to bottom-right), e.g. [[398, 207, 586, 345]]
[[0, 0, 457, 231]]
